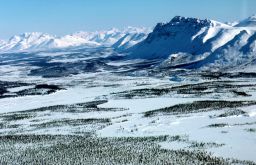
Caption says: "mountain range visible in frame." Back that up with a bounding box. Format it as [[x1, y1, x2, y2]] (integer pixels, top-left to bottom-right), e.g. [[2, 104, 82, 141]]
[[1, 15, 256, 70], [0, 27, 150, 53]]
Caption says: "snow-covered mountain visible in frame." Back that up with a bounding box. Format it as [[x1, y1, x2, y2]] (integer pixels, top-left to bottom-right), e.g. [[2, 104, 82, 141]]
[[128, 16, 256, 69], [0, 27, 149, 53]]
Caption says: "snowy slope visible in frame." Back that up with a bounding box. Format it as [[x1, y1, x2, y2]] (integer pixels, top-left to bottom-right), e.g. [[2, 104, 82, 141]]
[[112, 27, 150, 50], [75, 27, 150, 48], [128, 16, 256, 69]]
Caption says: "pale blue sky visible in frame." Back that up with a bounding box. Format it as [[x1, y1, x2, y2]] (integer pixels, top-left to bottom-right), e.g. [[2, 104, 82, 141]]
[[0, 0, 255, 39]]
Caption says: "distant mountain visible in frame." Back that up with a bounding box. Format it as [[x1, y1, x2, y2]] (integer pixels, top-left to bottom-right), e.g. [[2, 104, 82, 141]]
[[0, 32, 54, 52], [0, 32, 100, 52], [127, 16, 256, 70], [0, 27, 149, 53], [235, 15, 256, 27], [73, 28, 124, 46]]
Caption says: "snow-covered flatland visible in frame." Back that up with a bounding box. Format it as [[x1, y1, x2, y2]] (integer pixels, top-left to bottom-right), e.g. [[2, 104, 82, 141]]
[[0, 58, 256, 164]]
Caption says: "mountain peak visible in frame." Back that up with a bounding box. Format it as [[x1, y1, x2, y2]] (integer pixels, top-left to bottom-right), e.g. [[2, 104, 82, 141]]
[[169, 16, 212, 27], [248, 14, 256, 20], [150, 16, 217, 40], [171, 16, 210, 23], [9, 32, 53, 42], [153, 16, 228, 33]]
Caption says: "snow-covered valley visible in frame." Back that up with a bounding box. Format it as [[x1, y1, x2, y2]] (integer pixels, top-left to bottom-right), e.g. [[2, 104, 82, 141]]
[[1, 15, 256, 164]]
